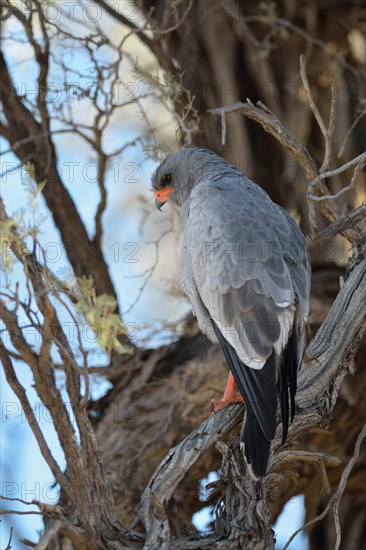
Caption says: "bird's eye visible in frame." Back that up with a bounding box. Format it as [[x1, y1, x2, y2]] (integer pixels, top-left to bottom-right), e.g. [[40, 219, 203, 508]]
[[161, 173, 172, 186]]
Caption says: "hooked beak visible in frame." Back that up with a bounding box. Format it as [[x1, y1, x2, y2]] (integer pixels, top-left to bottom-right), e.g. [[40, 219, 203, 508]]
[[155, 198, 165, 211], [155, 186, 174, 212]]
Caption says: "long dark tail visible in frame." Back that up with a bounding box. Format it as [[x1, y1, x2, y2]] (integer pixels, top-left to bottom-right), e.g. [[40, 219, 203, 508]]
[[241, 410, 271, 479], [212, 318, 302, 479], [212, 321, 277, 479], [239, 353, 278, 480]]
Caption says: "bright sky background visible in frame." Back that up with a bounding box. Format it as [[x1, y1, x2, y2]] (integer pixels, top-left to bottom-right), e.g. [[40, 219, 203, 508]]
[[1, 2, 308, 548]]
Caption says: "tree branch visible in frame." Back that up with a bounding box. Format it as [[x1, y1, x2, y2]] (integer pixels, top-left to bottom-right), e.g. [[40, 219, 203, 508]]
[[308, 152, 366, 202], [93, 0, 155, 53], [209, 97, 362, 237], [283, 420, 366, 550], [0, 49, 120, 305], [300, 55, 333, 172], [209, 99, 318, 181], [140, 405, 244, 550], [0, 339, 70, 494], [139, 256, 366, 548], [0, 198, 129, 543], [307, 205, 366, 250]]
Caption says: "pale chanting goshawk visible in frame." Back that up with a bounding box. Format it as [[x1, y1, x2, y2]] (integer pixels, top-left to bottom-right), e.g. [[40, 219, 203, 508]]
[[152, 147, 311, 479]]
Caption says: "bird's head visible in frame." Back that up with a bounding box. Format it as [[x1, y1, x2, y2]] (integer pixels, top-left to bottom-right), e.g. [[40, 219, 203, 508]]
[[151, 147, 220, 211], [151, 149, 194, 211]]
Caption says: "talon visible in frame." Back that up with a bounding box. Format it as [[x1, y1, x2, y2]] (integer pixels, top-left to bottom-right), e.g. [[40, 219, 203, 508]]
[[210, 372, 245, 414], [211, 396, 244, 414]]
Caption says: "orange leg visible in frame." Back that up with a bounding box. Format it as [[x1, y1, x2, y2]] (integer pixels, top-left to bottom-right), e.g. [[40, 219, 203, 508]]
[[211, 371, 244, 413]]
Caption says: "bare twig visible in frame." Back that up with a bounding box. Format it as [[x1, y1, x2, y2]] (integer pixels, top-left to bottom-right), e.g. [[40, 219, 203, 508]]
[[307, 204, 366, 249], [0, 509, 44, 516], [338, 104, 366, 158], [122, 226, 173, 316], [0, 338, 71, 495], [208, 98, 347, 233], [209, 100, 318, 180], [0, 129, 72, 156], [0, 495, 63, 520], [0, 49, 122, 307], [327, 83, 337, 153], [4, 526, 13, 550], [152, 0, 193, 35], [92, 0, 155, 53], [243, 15, 360, 76], [332, 421, 366, 550], [308, 152, 366, 202], [300, 55, 333, 172], [283, 420, 366, 550]]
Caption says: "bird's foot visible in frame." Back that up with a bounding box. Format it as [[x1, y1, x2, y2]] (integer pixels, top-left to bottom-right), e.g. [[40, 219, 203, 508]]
[[211, 394, 244, 413], [211, 371, 244, 413]]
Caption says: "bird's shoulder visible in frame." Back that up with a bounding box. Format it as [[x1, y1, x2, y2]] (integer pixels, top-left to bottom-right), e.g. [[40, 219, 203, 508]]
[[185, 177, 295, 261]]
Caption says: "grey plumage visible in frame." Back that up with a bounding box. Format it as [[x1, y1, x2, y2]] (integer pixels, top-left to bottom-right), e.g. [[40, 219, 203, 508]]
[[152, 147, 311, 479]]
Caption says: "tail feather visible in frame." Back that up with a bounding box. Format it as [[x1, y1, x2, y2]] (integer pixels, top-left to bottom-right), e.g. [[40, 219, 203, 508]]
[[212, 320, 277, 478], [212, 311, 305, 479], [241, 411, 271, 480], [278, 310, 303, 444], [277, 359, 290, 444]]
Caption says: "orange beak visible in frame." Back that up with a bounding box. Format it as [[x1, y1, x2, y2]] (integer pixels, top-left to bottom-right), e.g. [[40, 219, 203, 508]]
[[155, 186, 174, 211]]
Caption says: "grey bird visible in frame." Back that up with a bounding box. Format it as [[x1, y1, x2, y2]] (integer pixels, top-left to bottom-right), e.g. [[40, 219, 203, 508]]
[[152, 147, 311, 479]]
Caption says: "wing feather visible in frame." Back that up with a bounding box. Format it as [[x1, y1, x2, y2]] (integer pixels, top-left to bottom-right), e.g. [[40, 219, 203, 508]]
[[187, 179, 310, 365]]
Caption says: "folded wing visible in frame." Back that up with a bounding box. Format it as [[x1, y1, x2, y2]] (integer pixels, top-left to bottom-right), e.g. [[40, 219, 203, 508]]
[[183, 178, 310, 477]]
